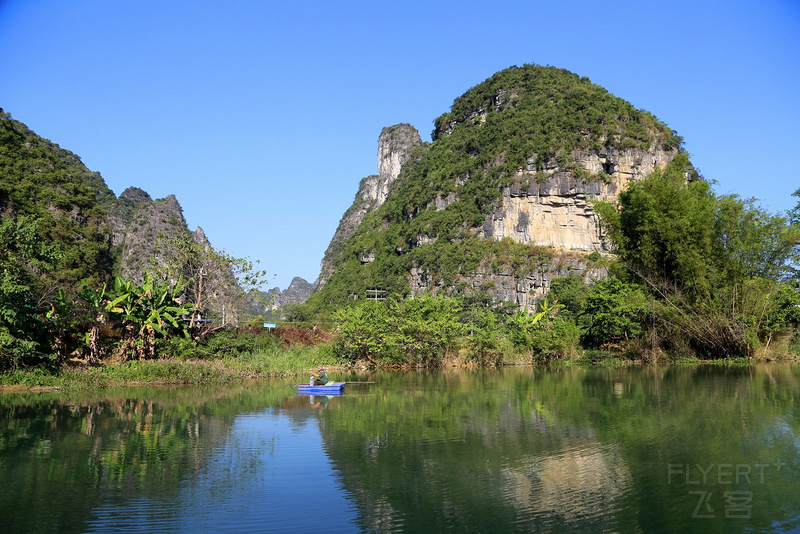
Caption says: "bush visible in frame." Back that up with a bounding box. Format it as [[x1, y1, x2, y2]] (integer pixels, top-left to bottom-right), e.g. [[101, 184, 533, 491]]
[[581, 278, 648, 347], [274, 325, 331, 346], [528, 316, 582, 362], [332, 296, 465, 366], [465, 310, 507, 365]]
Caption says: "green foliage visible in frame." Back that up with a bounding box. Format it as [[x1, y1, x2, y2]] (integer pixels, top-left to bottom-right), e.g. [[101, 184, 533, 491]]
[[507, 306, 548, 349], [332, 301, 395, 363], [0, 216, 60, 368], [303, 236, 553, 318], [464, 308, 507, 365], [528, 315, 582, 362], [148, 232, 269, 329], [549, 275, 588, 316], [506, 297, 580, 361], [0, 111, 112, 291], [597, 156, 800, 357], [105, 275, 193, 360], [333, 295, 465, 365], [389, 295, 465, 364], [43, 288, 79, 363], [158, 328, 280, 360], [581, 278, 648, 346]]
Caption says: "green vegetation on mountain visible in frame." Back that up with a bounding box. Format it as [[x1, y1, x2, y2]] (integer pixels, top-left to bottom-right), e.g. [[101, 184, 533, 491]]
[[0, 110, 112, 289], [302, 65, 684, 315]]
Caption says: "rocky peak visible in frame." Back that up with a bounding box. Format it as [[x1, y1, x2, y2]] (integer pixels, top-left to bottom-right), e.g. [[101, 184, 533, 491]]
[[316, 124, 423, 288], [266, 276, 315, 317], [378, 124, 422, 192], [118, 186, 152, 204], [113, 192, 189, 281], [193, 226, 208, 245]]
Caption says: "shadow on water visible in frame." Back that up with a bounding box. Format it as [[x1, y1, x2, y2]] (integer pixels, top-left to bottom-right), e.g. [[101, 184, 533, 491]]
[[0, 365, 798, 533]]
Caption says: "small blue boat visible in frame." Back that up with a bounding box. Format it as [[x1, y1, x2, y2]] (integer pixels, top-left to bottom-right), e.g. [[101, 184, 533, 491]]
[[294, 382, 346, 394]]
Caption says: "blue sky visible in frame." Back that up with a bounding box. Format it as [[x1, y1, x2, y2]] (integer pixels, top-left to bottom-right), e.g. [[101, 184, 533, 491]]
[[1, 0, 798, 290]]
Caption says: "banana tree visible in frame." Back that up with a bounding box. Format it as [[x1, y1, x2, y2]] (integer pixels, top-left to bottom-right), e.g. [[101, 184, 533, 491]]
[[507, 297, 560, 350], [106, 276, 192, 360], [76, 281, 108, 364], [44, 288, 78, 363]]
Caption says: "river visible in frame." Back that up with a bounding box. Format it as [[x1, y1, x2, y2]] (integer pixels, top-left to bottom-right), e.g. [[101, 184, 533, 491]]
[[1, 365, 798, 533]]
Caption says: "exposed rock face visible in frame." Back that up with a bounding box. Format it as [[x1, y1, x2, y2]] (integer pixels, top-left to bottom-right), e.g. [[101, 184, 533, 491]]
[[110, 190, 242, 324], [317, 124, 423, 288], [377, 124, 422, 203], [405, 145, 678, 305], [112, 193, 189, 281], [409, 253, 607, 308], [484, 145, 678, 251]]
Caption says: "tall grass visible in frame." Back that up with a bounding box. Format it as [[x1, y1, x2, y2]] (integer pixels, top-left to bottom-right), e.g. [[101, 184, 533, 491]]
[[0, 344, 344, 390]]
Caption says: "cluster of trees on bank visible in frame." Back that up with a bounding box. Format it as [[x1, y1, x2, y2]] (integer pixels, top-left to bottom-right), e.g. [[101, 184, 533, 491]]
[[0, 223, 192, 369], [3, 160, 798, 373]]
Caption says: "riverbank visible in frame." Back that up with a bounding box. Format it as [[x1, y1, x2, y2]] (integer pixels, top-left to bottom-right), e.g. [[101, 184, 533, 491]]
[[0, 344, 340, 391], [2, 345, 797, 392]]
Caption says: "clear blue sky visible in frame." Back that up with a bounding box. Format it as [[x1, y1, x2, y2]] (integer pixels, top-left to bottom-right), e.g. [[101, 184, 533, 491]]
[[1, 0, 798, 290]]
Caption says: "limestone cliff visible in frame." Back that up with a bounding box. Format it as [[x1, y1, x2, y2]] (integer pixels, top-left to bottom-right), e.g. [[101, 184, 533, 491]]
[[109, 188, 243, 324], [483, 144, 678, 251], [318, 123, 423, 288], [111, 188, 188, 280]]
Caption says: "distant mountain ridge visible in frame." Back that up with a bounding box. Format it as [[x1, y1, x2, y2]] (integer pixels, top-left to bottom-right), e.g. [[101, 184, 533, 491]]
[[266, 277, 315, 318]]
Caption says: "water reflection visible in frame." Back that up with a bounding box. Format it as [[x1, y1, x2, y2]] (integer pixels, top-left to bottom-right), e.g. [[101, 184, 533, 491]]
[[0, 366, 797, 533]]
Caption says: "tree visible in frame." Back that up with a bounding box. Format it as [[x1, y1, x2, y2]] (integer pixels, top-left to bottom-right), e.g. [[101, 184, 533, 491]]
[[332, 301, 395, 364], [332, 295, 464, 365], [581, 278, 648, 347], [596, 155, 800, 357], [43, 288, 77, 363], [0, 215, 60, 368], [105, 275, 192, 360], [147, 232, 269, 334], [507, 297, 579, 361], [76, 281, 109, 364]]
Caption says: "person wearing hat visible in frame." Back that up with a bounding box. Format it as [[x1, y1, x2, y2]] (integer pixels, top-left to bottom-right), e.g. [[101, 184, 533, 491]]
[[309, 367, 329, 386]]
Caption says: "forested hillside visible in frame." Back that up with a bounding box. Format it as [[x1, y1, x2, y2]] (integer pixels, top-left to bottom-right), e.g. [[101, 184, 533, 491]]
[[0, 109, 113, 290]]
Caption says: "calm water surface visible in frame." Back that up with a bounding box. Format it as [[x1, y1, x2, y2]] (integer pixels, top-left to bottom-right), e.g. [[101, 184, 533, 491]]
[[1, 365, 798, 533]]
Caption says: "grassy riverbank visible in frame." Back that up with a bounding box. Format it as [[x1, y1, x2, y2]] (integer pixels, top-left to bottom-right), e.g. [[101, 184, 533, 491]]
[[3, 342, 796, 392], [0, 344, 342, 391]]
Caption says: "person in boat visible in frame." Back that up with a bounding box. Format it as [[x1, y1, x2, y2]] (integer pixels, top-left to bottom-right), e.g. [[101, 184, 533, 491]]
[[309, 367, 329, 385]]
